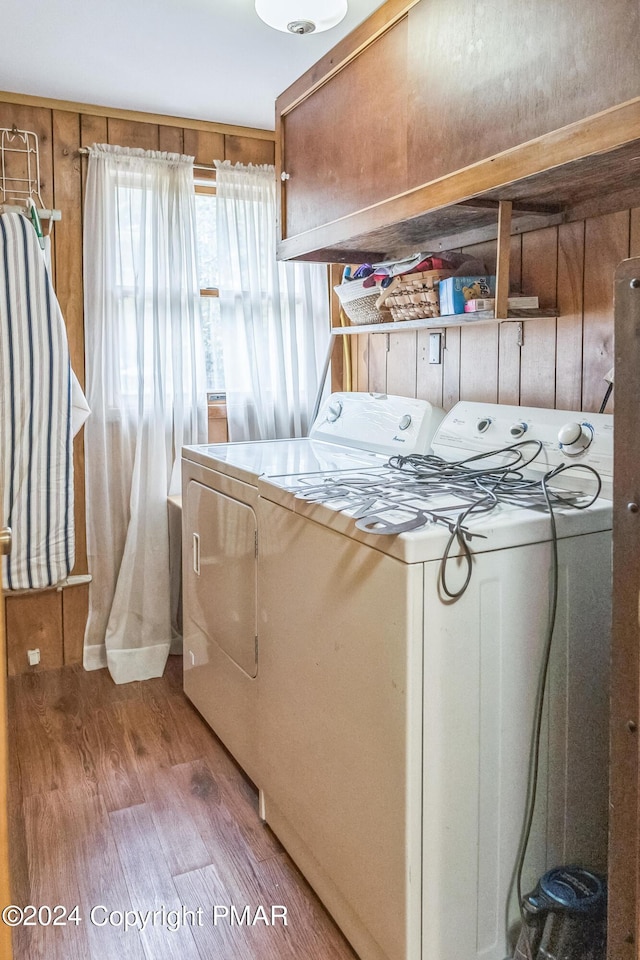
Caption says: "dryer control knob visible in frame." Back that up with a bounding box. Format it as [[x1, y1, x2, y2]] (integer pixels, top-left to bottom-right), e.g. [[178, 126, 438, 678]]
[[398, 414, 412, 431], [327, 400, 343, 423], [476, 417, 492, 433], [510, 422, 528, 438], [558, 421, 593, 455]]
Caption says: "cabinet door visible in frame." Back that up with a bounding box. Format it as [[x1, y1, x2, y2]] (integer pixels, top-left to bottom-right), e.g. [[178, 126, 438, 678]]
[[280, 14, 409, 241], [185, 481, 257, 678], [406, 0, 640, 189], [277, 0, 640, 262]]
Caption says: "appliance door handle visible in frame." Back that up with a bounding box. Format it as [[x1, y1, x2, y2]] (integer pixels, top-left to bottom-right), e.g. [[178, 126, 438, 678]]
[[192, 532, 200, 576], [0, 527, 11, 556]]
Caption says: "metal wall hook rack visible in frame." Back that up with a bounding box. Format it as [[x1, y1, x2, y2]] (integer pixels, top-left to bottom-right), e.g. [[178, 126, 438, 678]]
[[0, 127, 62, 244]]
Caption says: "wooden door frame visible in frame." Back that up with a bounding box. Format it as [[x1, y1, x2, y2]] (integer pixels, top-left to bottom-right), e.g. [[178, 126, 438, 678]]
[[609, 257, 640, 958], [0, 532, 13, 958]]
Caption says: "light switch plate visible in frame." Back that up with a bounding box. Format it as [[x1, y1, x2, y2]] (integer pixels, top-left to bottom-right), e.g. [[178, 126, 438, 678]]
[[429, 333, 442, 364]]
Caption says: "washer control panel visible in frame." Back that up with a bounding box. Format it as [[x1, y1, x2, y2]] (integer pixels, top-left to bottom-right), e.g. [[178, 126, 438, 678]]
[[433, 402, 613, 496], [310, 392, 446, 455]]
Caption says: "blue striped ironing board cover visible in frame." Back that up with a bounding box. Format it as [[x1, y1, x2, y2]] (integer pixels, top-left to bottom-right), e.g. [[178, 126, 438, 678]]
[[0, 211, 74, 590]]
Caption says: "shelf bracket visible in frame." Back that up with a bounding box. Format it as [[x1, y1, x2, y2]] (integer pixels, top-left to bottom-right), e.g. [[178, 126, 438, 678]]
[[494, 200, 513, 320]]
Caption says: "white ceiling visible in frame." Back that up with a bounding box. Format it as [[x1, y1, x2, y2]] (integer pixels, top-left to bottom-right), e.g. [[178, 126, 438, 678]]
[[1, 0, 385, 131]]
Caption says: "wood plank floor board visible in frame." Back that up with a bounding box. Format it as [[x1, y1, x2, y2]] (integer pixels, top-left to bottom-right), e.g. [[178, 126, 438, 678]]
[[11, 669, 98, 799], [80, 702, 145, 813], [162, 691, 241, 776], [115, 695, 194, 773], [9, 663, 357, 960], [7, 684, 29, 908], [75, 661, 145, 708], [60, 792, 147, 960], [174, 861, 297, 960], [260, 853, 360, 960], [174, 850, 358, 960], [11, 674, 69, 796], [169, 759, 282, 869], [140, 762, 213, 877], [19, 791, 94, 960], [217, 771, 283, 864], [108, 802, 202, 960], [164, 695, 283, 862]]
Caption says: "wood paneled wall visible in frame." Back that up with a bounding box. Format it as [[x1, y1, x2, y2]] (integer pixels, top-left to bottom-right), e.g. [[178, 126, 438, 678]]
[[0, 93, 274, 673], [351, 208, 634, 414]]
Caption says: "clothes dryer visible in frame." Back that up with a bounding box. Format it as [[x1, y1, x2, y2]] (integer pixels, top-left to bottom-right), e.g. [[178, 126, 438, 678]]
[[181, 392, 445, 784]]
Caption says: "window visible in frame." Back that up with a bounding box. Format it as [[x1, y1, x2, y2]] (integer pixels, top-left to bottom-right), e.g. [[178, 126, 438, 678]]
[[195, 185, 225, 393]]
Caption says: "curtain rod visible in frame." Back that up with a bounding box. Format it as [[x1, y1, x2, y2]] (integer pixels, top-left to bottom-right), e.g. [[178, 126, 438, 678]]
[[77, 146, 216, 173]]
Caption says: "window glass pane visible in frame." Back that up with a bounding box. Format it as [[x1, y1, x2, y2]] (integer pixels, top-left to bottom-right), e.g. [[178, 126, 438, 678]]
[[195, 193, 218, 289], [200, 295, 225, 391]]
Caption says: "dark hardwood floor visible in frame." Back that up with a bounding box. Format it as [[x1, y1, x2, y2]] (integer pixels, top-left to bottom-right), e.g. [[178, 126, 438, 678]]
[[7, 657, 358, 959]]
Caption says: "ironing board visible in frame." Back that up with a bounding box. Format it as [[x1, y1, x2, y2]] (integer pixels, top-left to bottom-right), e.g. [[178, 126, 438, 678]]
[[0, 211, 77, 590]]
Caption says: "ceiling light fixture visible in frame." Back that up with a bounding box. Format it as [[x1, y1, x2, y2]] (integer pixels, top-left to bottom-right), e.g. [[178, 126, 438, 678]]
[[255, 0, 348, 35]]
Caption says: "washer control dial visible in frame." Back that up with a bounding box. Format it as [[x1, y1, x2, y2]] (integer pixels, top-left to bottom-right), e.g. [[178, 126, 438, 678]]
[[398, 414, 412, 431], [476, 417, 492, 434], [558, 421, 593, 456], [510, 422, 528, 439], [327, 399, 343, 423]]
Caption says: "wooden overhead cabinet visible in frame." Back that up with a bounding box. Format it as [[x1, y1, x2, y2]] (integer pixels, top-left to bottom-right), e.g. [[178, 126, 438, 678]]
[[276, 0, 640, 262]]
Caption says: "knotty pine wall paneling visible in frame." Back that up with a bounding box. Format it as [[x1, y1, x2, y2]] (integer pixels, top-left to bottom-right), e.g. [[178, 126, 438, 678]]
[[497, 322, 522, 406], [497, 235, 524, 406], [107, 118, 160, 152], [386, 331, 418, 398], [184, 129, 224, 177], [225, 135, 275, 167], [460, 322, 500, 403], [5, 593, 64, 676], [368, 333, 389, 395], [350, 331, 370, 399], [417, 326, 444, 409], [442, 326, 461, 411], [0, 94, 275, 674], [159, 125, 184, 155], [52, 110, 86, 578], [630, 207, 640, 257], [519, 226, 559, 409], [328, 266, 346, 393], [556, 221, 585, 411], [582, 211, 628, 412]]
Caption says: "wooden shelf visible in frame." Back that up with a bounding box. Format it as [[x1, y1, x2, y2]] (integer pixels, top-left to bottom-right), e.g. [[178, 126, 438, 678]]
[[331, 308, 558, 336], [330, 203, 554, 336]]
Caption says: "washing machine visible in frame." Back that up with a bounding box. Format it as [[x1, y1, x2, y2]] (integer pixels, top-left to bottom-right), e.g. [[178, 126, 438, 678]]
[[255, 402, 613, 960], [181, 392, 445, 785]]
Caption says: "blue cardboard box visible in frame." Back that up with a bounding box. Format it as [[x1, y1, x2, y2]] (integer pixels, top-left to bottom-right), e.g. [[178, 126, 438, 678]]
[[438, 276, 496, 315]]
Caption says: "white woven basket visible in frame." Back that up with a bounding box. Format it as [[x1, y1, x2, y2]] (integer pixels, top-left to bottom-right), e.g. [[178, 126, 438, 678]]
[[334, 279, 390, 325]]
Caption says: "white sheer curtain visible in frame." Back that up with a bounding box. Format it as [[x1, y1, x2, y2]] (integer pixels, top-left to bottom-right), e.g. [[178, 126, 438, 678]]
[[83, 144, 206, 684], [215, 161, 330, 440]]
